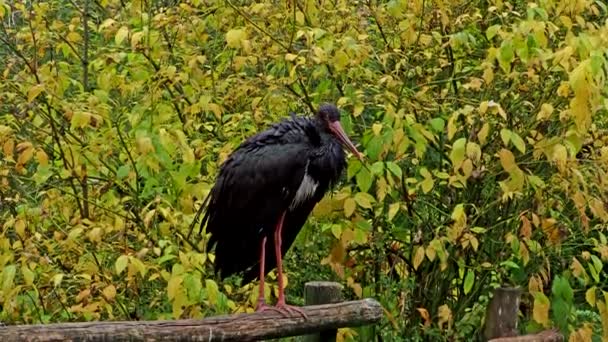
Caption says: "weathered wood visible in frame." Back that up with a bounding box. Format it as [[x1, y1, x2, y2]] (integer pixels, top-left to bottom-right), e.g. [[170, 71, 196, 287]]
[[302, 281, 344, 342], [483, 287, 522, 340], [0, 299, 382, 342], [488, 329, 564, 342]]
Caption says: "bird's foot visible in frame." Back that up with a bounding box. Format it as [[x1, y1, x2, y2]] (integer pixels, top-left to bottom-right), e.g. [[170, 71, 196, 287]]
[[275, 302, 308, 319], [255, 301, 308, 319]]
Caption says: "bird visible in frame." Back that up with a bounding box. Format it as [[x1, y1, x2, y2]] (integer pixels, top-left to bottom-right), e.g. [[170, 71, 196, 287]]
[[199, 103, 363, 315]]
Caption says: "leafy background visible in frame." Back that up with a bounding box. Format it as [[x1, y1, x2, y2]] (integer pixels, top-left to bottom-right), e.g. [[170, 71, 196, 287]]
[[1, 0, 608, 340]]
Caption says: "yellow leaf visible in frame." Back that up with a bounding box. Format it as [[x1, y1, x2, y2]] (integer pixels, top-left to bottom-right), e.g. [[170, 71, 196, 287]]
[[130, 31, 144, 49], [225, 29, 247, 49], [115, 26, 129, 45], [27, 84, 45, 102], [462, 159, 473, 179], [115, 255, 129, 275], [482, 67, 494, 84], [387, 203, 399, 221], [528, 275, 543, 293], [143, 209, 156, 228], [413, 246, 425, 270], [103, 285, 117, 301], [344, 198, 356, 217], [372, 123, 382, 136], [22, 266, 35, 286], [498, 149, 517, 173], [569, 324, 593, 342], [87, 227, 103, 243], [70, 111, 91, 129], [129, 257, 147, 277], [167, 275, 183, 300], [532, 292, 550, 327], [537, 103, 554, 121], [354, 192, 374, 209], [17, 146, 34, 165], [285, 53, 298, 61], [136, 136, 155, 155], [586, 287, 596, 306], [3, 139, 14, 159], [437, 304, 452, 330], [15, 219, 26, 239], [67, 31, 81, 43], [477, 123, 490, 146], [551, 144, 568, 168], [206, 279, 219, 306], [35, 149, 48, 166], [419, 167, 434, 193], [295, 11, 305, 25], [426, 245, 436, 261], [333, 50, 349, 71], [447, 112, 461, 140], [52, 273, 64, 287]]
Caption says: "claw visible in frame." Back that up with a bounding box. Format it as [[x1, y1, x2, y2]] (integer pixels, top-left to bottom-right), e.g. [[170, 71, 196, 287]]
[[275, 302, 308, 319], [255, 302, 308, 319]]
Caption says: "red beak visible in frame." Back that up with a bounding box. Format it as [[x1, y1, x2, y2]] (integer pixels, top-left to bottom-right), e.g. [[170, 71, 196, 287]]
[[328, 121, 364, 161]]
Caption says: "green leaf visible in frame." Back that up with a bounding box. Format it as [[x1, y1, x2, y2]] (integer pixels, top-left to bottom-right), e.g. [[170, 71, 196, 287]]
[[354, 192, 375, 209], [386, 162, 402, 179], [463, 270, 475, 295], [429, 118, 445, 132], [449, 138, 467, 169], [370, 161, 384, 175], [356, 167, 373, 193], [486, 25, 501, 40], [500, 128, 511, 146], [510, 132, 526, 153], [498, 39, 514, 73], [551, 275, 573, 302], [115, 255, 129, 275], [366, 136, 383, 160], [116, 165, 130, 179], [347, 160, 362, 179], [2, 265, 16, 291]]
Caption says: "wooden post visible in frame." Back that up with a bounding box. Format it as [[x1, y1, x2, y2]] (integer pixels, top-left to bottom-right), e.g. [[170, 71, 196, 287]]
[[302, 281, 344, 342], [483, 287, 522, 340]]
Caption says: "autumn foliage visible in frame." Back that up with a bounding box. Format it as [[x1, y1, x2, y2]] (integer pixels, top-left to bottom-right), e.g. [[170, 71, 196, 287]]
[[1, 0, 608, 340]]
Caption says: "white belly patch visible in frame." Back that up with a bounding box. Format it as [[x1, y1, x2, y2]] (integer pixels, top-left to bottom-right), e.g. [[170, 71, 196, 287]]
[[290, 161, 318, 210]]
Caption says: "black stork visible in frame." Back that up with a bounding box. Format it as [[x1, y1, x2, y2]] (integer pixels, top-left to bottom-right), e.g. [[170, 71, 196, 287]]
[[199, 103, 363, 315]]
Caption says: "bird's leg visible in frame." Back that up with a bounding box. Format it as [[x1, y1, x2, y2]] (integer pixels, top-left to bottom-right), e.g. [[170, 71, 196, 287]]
[[273, 212, 307, 319], [255, 236, 270, 311]]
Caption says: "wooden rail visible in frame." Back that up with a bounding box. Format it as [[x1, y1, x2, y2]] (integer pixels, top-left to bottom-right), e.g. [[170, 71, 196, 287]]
[[0, 298, 382, 342]]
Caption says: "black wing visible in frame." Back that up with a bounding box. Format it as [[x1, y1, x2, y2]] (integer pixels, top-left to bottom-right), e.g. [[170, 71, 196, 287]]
[[200, 118, 319, 280]]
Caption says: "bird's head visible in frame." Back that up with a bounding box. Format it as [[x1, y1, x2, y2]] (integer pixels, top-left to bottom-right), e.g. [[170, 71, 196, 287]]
[[317, 103, 363, 161]]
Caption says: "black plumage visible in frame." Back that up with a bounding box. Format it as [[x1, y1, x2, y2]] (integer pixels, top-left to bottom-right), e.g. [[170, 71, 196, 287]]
[[199, 103, 362, 312]]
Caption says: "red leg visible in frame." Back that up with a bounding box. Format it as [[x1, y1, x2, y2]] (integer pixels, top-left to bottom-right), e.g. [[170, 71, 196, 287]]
[[255, 236, 269, 311], [256, 212, 307, 318], [273, 212, 307, 318]]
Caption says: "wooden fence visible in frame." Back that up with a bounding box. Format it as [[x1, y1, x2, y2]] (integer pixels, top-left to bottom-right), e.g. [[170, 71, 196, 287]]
[[0, 282, 565, 341]]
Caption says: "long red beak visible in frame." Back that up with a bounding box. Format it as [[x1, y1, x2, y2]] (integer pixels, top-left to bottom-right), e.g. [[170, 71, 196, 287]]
[[328, 121, 364, 161]]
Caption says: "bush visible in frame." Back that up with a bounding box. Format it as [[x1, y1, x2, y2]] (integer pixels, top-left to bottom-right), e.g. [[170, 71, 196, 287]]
[[0, 0, 607, 340]]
